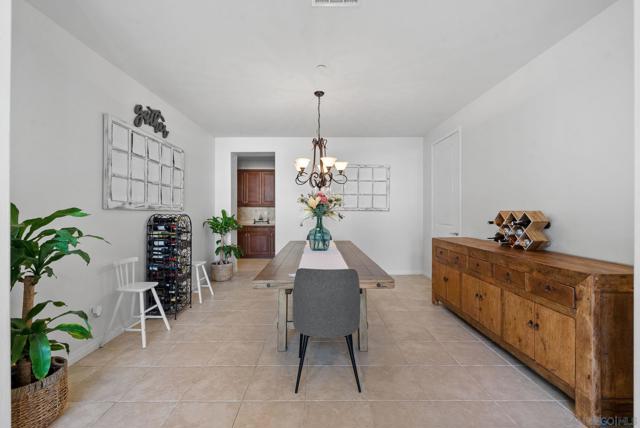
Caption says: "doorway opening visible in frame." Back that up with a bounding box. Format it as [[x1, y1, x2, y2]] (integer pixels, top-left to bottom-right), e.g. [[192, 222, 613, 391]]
[[234, 153, 275, 258]]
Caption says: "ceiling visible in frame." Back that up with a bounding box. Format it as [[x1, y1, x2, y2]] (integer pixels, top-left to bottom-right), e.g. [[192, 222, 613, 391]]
[[26, 0, 616, 137]]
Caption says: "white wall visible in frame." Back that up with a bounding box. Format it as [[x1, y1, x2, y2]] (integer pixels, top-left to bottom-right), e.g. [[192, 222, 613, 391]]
[[237, 155, 275, 170], [10, 0, 214, 363], [424, 0, 633, 276], [215, 138, 424, 274], [1, 0, 11, 425]]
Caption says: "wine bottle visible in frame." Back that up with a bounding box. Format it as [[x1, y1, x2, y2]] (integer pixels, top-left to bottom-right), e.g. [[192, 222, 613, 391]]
[[487, 232, 506, 242]]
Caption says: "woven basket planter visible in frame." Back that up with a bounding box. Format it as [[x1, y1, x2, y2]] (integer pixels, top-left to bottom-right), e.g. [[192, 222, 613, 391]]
[[11, 356, 68, 428], [211, 262, 233, 282]]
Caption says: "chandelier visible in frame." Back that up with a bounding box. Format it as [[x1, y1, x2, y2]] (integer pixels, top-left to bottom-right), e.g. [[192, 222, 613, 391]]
[[294, 90, 348, 191]]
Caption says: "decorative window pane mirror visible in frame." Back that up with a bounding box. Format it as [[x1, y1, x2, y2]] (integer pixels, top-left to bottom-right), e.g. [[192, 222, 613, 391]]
[[332, 164, 390, 211], [103, 114, 185, 210]]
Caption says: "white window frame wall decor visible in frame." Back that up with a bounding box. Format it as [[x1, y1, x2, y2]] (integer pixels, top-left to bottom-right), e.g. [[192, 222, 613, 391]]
[[103, 114, 185, 211], [332, 164, 390, 211]]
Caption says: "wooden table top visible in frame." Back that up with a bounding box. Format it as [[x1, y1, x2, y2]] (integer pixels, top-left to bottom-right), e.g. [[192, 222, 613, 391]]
[[253, 240, 395, 289]]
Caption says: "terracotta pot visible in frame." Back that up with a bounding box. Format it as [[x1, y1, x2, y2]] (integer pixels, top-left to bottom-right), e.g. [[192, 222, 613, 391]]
[[11, 356, 68, 428], [211, 262, 233, 281]]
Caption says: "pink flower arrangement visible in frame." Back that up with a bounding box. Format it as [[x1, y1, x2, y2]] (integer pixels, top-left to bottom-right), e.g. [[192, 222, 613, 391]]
[[297, 192, 344, 225]]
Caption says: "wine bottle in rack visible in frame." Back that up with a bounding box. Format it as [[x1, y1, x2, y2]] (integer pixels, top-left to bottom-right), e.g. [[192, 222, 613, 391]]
[[487, 232, 506, 243]]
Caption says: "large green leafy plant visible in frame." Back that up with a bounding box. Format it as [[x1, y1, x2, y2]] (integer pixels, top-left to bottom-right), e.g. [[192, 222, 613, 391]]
[[204, 209, 243, 264], [10, 203, 106, 386]]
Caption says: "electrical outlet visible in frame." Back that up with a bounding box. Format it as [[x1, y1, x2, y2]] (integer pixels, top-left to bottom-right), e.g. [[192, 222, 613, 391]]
[[91, 305, 103, 318]]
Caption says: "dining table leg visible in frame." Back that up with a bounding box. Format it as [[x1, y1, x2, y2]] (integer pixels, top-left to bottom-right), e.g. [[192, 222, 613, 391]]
[[358, 289, 368, 351], [277, 288, 288, 351]]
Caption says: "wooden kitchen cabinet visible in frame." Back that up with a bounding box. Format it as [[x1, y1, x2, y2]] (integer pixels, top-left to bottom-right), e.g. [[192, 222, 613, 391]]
[[237, 169, 275, 207], [261, 170, 275, 206], [238, 226, 274, 258], [432, 237, 633, 427]]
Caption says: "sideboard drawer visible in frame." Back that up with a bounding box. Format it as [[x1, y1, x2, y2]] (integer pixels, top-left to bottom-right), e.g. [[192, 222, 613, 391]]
[[494, 265, 525, 289], [528, 275, 576, 308], [468, 257, 492, 278], [434, 246, 449, 264], [448, 251, 467, 270]]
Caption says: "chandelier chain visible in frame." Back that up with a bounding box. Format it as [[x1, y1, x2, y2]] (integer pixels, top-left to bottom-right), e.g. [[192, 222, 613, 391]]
[[317, 95, 321, 139]]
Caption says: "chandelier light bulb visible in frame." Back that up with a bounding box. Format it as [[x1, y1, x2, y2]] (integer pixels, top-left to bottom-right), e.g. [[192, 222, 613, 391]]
[[335, 161, 348, 172], [321, 157, 336, 169], [295, 158, 311, 172]]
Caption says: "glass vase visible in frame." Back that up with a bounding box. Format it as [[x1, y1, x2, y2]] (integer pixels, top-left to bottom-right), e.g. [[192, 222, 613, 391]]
[[307, 215, 331, 251]]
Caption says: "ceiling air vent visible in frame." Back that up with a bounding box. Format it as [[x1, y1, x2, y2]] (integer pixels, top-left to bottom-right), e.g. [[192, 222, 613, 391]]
[[312, 0, 359, 7]]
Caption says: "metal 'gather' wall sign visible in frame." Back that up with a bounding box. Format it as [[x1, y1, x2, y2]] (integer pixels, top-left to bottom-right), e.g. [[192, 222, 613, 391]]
[[133, 104, 170, 138]]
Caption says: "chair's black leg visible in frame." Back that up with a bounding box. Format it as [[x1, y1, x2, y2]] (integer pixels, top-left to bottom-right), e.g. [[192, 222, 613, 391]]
[[345, 334, 362, 393], [299, 333, 303, 358], [295, 335, 309, 393]]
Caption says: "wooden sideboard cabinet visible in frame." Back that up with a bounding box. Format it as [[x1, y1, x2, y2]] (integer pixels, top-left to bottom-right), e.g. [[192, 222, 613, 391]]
[[432, 237, 633, 427]]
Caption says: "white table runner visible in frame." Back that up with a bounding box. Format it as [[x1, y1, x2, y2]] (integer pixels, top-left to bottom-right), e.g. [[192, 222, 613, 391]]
[[297, 241, 348, 270]]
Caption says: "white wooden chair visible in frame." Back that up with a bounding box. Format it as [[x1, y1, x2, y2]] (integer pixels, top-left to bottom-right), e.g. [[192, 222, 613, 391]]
[[193, 261, 214, 304], [102, 257, 171, 348]]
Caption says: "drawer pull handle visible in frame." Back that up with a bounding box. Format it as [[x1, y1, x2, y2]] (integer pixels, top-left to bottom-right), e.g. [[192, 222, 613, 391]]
[[543, 284, 552, 293], [376, 282, 383, 288], [533, 323, 540, 331], [443, 276, 449, 282], [527, 320, 534, 328]]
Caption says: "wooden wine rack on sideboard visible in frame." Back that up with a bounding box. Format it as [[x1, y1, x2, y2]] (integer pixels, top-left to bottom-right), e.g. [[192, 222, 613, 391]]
[[432, 237, 633, 427]]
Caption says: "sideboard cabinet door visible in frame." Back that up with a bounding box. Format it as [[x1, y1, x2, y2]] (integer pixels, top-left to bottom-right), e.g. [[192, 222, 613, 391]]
[[445, 267, 461, 309], [535, 304, 576, 387], [432, 262, 447, 301], [461, 274, 480, 320], [503, 290, 535, 360], [478, 281, 501, 336]]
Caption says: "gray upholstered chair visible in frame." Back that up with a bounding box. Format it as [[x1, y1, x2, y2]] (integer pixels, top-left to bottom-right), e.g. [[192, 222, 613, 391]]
[[293, 268, 361, 393]]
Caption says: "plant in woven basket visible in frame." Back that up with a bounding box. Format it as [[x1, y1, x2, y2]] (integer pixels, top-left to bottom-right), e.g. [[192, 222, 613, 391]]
[[10, 203, 107, 387], [11, 301, 91, 385], [203, 209, 243, 265]]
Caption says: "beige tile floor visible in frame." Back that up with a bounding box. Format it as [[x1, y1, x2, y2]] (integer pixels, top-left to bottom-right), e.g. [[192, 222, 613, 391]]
[[54, 259, 585, 428]]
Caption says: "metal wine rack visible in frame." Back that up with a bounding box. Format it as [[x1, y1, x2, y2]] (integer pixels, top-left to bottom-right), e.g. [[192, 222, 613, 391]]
[[146, 214, 192, 318], [491, 210, 551, 251]]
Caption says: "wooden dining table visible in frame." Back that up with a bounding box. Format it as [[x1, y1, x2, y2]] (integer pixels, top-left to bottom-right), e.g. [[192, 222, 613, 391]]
[[253, 240, 395, 352]]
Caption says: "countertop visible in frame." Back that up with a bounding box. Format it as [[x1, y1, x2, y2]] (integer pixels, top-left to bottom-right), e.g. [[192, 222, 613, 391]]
[[239, 222, 275, 227]]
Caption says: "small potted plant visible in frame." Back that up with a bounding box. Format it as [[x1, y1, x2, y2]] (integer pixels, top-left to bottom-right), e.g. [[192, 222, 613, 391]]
[[204, 209, 242, 281], [10, 204, 107, 428]]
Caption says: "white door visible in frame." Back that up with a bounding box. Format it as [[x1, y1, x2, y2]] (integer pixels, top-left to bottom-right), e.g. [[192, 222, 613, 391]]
[[432, 129, 461, 238]]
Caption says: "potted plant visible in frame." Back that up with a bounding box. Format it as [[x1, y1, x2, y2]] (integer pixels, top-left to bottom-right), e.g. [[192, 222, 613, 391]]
[[10, 204, 106, 428], [204, 209, 242, 281]]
